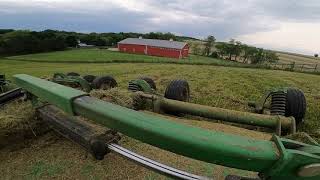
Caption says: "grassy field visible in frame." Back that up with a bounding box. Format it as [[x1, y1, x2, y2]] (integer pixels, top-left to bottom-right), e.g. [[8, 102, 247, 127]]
[[1, 59, 319, 131], [1, 59, 320, 179], [7, 48, 320, 74], [277, 52, 320, 65], [6, 48, 240, 66]]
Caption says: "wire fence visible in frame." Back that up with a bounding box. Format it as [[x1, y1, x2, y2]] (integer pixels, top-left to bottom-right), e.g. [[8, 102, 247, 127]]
[[265, 63, 319, 73]]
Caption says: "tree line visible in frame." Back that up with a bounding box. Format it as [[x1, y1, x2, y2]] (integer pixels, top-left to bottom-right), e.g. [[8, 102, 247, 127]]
[[191, 36, 280, 64], [0, 29, 196, 55]]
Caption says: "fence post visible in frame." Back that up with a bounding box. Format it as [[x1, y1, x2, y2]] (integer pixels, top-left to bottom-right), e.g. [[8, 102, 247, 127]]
[[301, 64, 304, 71], [291, 62, 295, 71], [315, 64, 318, 72]]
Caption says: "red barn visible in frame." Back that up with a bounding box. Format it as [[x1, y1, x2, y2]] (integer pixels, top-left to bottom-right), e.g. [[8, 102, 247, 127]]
[[118, 38, 189, 59]]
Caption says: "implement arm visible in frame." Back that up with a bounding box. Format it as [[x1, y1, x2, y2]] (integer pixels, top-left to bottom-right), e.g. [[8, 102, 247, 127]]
[[14, 74, 320, 179]]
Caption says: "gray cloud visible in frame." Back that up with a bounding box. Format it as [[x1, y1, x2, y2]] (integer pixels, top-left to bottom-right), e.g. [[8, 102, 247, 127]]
[[253, 0, 320, 21], [0, 0, 319, 53]]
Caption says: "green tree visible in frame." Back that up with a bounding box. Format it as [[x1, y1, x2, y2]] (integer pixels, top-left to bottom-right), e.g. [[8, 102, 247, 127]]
[[265, 51, 279, 63], [251, 48, 265, 64], [233, 41, 242, 61], [203, 35, 216, 56], [0, 29, 14, 34], [215, 42, 229, 59], [0, 30, 38, 54], [241, 45, 257, 63], [191, 41, 201, 55], [0, 30, 68, 55], [65, 35, 78, 47], [96, 38, 107, 46]]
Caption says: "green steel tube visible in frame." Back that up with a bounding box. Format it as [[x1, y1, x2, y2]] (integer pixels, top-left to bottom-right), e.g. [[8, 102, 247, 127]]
[[160, 98, 293, 129], [14, 74, 280, 172], [140, 93, 293, 129], [14, 74, 87, 114], [73, 96, 279, 171]]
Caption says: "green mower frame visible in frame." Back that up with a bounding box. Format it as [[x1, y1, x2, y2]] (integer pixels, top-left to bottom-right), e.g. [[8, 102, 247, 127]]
[[11, 74, 320, 179]]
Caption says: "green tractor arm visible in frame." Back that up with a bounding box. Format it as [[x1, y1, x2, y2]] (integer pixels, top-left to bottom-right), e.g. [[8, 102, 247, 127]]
[[13, 74, 320, 179]]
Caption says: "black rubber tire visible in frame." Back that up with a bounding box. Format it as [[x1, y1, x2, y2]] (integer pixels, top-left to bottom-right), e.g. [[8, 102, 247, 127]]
[[164, 80, 190, 102], [285, 88, 307, 124], [139, 77, 156, 90], [90, 140, 108, 160], [83, 75, 96, 83], [67, 72, 80, 76], [93, 76, 117, 90]]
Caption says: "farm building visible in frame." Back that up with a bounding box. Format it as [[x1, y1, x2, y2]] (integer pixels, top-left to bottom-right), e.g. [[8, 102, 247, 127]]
[[118, 38, 189, 59]]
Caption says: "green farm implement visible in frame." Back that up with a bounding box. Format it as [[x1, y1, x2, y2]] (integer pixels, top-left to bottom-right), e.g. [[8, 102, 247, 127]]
[[52, 72, 117, 92], [1, 73, 319, 179], [3, 74, 317, 179]]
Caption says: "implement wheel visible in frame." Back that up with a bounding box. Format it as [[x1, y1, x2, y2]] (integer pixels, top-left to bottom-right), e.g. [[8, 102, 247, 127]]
[[67, 72, 80, 76], [164, 80, 190, 102], [139, 77, 156, 90], [285, 88, 306, 125], [93, 76, 117, 90], [83, 75, 96, 83]]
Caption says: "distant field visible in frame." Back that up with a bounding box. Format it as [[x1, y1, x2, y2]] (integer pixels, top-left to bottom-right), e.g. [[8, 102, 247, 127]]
[[8, 48, 320, 74], [277, 52, 319, 65], [6, 48, 240, 66]]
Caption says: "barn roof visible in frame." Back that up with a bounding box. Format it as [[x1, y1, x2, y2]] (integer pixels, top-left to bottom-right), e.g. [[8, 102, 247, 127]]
[[118, 38, 187, 49]]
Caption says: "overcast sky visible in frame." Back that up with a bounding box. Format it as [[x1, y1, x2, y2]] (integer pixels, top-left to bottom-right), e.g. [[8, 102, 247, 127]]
[[1, 0, 319, 54]]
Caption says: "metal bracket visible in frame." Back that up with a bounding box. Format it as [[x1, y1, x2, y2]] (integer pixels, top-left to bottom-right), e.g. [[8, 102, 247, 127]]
[[260, 136, 320, 179]]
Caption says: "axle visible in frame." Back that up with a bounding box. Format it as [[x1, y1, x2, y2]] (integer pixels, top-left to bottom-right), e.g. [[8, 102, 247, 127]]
[[136, 92, 296, 134], [13, 74, 320, 179]]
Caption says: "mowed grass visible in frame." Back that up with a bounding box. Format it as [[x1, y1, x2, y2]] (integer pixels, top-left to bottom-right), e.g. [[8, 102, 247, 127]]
[[1, 59, 320, 134], [1, 60, 320, 179], [277, 52, 320, 65], [6, 48, 240, 66]]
